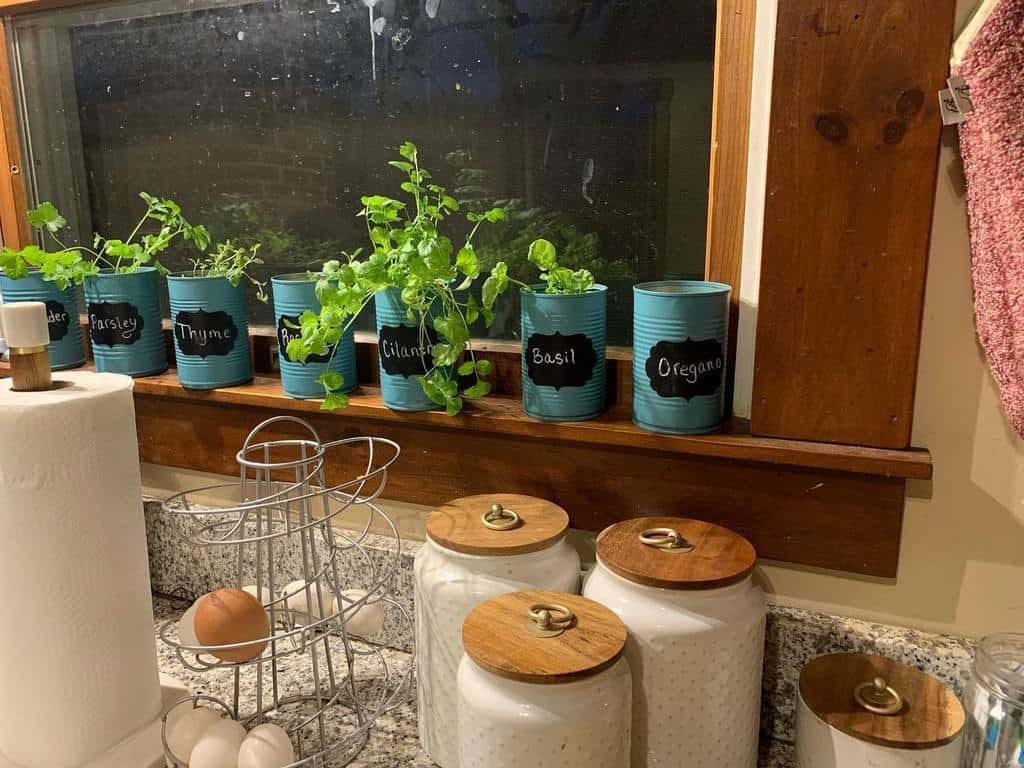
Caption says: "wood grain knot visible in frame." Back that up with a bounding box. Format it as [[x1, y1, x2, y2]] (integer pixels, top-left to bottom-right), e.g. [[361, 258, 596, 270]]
[[883, 120, 907, 145], [815, 113, 848, 144], [896, 89, 925, 118]]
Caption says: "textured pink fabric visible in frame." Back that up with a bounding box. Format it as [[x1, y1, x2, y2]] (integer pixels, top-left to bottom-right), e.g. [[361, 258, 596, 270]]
[[956, 0, 1024, 435]]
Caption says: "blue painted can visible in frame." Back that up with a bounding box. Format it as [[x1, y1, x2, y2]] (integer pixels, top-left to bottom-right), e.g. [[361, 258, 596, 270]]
[[0, 270, 86, 370], [167, 275, 252, 390], [633, 281, 731, 434], [374, 287, 437, 412], [272, 274, 357, 399], [83, 268, 167, 377], [521, 285, 607, 421]]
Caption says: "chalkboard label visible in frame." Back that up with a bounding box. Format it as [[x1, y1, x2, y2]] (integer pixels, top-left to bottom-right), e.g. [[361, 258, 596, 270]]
[[378, 324, 435, 378], [646, 338, 724, 399], [88, 301, 144, 347], [278, 314, 334, 364], [45, 300, 70, 342], [174, 309, 238, 358], [525, 332, 597, 390]]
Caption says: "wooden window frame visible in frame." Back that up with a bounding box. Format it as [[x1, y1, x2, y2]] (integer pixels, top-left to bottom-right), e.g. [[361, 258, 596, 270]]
[[0, 0, 955, 578]]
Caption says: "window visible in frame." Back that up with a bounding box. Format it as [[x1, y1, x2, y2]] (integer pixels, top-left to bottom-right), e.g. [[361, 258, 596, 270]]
[[10, 0, 715, 345]]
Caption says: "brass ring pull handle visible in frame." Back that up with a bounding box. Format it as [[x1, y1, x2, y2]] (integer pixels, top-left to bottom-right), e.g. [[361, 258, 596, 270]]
[[639, 527, 694, 553], [481, 503, 521, 531], [527, 603, 575, 638], [854, 677, 903, 715]]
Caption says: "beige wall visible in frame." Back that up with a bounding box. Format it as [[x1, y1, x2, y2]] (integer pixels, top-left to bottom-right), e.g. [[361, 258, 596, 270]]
[[143, 0, 1023, 640]]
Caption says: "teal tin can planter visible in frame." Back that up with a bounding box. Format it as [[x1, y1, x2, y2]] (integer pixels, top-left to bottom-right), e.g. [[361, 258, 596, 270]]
[[633, 281, 731, 435], [374, 287, 438, 412], [83, 268, 167, 377], [521, 285, 607, 421], [167, 275, 252, 390], [272, 274, 357, 399], [0, 270, 85, 370]]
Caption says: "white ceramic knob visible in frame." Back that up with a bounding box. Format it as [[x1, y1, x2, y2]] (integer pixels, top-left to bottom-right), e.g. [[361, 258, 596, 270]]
[[1, 302, 49, 348]]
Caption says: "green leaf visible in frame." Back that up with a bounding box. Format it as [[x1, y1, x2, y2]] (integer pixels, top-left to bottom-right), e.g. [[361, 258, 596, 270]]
[[457, 361, 476, 376], [528, 238, 558, 271], [321, 392, 350, 411], [462, 380, 491, 399], [399, 141, 418, 163], [318, 370, 345, 393], [455, 245, 478, 278], [475, 359, 493, 376], [388, 160, 414, 173], [27, 202, 66, 233], [445, 395, 463, 416], [419, 374, 448, 406]]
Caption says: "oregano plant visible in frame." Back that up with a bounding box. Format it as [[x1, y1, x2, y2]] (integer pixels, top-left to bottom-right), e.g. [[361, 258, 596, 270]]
[[187, 240, 268, 302], [288, 141, 516, 414]]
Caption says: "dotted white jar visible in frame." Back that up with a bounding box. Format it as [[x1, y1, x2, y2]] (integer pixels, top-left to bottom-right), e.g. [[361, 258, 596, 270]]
[[414, 495, 581, 768], [456, 591, 632, 768], [583, 517, 766, 768]]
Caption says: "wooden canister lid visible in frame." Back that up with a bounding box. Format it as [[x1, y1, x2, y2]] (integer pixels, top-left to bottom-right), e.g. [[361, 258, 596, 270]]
[[462, 591, 627, 684], [799, 653, 965, 749], [425, 493, 569, 556], [595, 516, 756, 590]]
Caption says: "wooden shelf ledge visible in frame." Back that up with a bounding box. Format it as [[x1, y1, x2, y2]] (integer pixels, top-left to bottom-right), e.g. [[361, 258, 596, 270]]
[[130, 369, 931, 481]]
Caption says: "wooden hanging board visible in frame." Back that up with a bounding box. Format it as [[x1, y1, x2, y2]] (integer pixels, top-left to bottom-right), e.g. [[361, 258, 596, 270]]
[[425, 493, 569, 556], [596, 516, 756, 590], [461, 591, 627, 685], [800, 653, 965, 749]]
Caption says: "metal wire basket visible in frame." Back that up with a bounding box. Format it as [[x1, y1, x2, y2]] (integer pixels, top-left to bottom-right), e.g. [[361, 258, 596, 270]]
[[157, 416, 413, 767]]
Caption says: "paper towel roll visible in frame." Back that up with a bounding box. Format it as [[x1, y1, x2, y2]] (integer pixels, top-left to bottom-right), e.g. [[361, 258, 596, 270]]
[[0, 371, 160, 768]]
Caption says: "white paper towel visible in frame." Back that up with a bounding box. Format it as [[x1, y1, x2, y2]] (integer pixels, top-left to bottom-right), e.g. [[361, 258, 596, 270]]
[[0, 371, 161, 768]]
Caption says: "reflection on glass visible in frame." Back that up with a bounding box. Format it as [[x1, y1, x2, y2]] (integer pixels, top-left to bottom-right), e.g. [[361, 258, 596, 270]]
[[12, 0, 715, 345]]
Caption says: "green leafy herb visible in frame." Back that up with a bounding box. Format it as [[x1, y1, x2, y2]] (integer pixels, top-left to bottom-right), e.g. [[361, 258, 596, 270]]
[[289, 141, 519, 413], [1, 193, 209, 289], [188, 240, 268, 302], [527, 238, 596, 294]]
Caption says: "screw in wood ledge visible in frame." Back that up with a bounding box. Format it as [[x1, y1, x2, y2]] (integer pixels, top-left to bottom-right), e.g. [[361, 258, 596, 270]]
[[2, 302, 53, 391]]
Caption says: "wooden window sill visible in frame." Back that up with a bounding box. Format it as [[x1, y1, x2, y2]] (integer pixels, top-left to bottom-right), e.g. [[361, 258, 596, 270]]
[[130, 367, 931, 482]]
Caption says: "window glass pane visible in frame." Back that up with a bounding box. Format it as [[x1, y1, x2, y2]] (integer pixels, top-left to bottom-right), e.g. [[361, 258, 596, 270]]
[[11, 0, 715, 345]]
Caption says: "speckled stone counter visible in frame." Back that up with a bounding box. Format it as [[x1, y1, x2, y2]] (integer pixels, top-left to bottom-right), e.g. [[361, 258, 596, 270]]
[[154, 595, 796, 767]]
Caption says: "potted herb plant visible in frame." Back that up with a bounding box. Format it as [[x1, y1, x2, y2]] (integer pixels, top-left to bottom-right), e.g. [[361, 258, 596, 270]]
[[167, 241, 266, 390], [0, 205, 91, 369], [272, 270, 358, 400], [287, 141, 513, 414], [520, 238, 606, 421]]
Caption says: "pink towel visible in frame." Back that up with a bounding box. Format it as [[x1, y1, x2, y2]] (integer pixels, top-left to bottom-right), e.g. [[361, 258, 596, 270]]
[[956, 0, 1024, 435]]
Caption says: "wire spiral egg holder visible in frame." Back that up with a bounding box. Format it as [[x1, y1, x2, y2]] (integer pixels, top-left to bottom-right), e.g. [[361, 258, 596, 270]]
[[156, 416, 412, 767]]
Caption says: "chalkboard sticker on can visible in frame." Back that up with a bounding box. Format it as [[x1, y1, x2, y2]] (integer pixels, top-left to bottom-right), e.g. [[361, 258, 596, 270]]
[[525, 331, 597, 390], [646, 338, 724, 399], [88, 301, 144, 347], [277, 314, 333, 364], [45, 300, 70, 342], [174, 309, 238, 358], [378, 324, 436, 378]]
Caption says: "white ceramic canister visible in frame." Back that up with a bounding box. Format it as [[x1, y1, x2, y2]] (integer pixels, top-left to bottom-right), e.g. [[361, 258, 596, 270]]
[[796, 653, 965, 768], [414, 494, 581, 768], [583, 516, 766, 768], [457, 591, 632, 768]]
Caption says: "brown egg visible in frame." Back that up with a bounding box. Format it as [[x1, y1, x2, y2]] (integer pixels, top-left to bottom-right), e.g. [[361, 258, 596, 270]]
[[194, 588, 270, 663]]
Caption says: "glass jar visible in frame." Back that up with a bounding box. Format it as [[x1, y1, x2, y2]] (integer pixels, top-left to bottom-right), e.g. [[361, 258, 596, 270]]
[[961, 633, 1024, 768]]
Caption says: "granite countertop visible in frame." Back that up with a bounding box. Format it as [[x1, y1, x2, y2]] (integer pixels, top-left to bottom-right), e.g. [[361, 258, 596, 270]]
[[153, 595, 795, 767]]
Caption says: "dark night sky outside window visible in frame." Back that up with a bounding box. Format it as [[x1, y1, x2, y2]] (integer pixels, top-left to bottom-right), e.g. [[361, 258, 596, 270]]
[[12, 0, 715, 345]]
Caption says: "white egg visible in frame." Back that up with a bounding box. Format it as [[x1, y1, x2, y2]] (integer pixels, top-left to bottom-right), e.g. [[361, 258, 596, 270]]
[[281, 579, 330, 625], [165, 706, 222, 765], [333, 589, 386, 637], [177, 599, 201, 648], [189, 718, 245, 768], [237, 723, 295, 768]]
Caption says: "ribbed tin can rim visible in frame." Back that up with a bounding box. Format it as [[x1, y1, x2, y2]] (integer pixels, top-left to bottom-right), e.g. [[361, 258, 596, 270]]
[[166, 273, 242, 283], [520, 283, 608, 298], [272, 272, 321, 285], [88, 266, 158, 278], [634, 280, 731, 296]]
